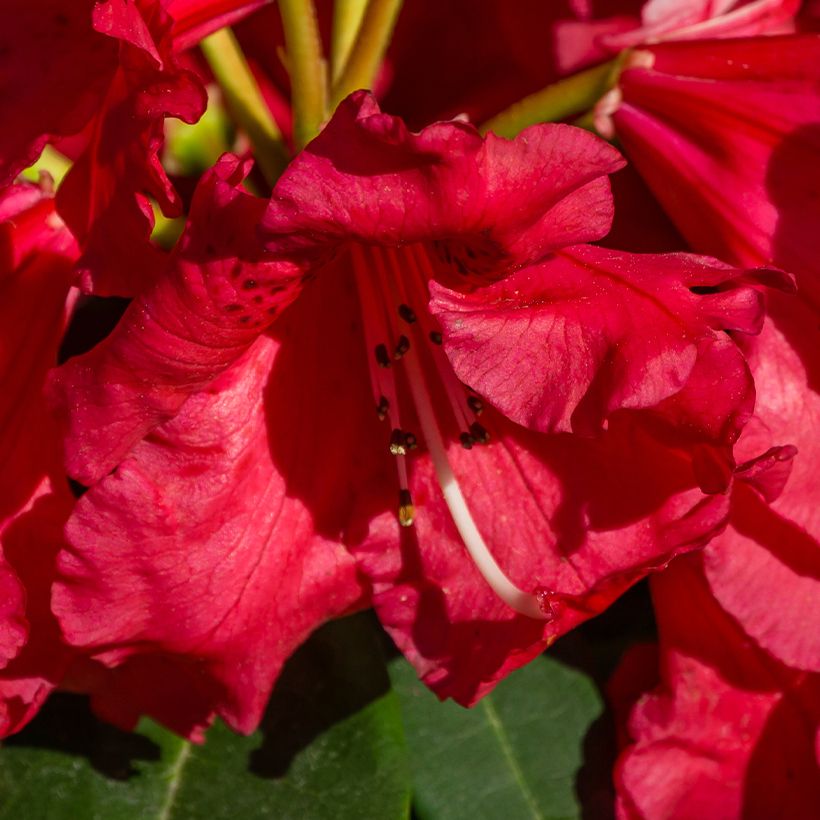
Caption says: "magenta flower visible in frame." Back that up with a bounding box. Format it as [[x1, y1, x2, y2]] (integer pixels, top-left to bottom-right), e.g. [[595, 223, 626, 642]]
[[47, 94, 785, 737], [595, 34, 820, 309], [614, 555, 820, 819], [0, 0, 206, 296]]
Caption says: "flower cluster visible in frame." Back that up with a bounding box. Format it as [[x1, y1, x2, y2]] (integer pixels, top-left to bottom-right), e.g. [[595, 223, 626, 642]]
[[1, 0, 818, 814]]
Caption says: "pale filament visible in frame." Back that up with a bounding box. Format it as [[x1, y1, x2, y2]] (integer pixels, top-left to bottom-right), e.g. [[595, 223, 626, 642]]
[[378, 244, 548, 620]]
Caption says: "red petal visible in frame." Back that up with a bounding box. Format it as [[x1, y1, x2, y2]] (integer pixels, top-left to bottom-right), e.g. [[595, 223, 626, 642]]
[[0, 182, 78, 737], [55, 0, 207, 296], [353, 412, 730, 706], [615, 556, 820, 819], [0, 1, 117, 185], [262, 92, 625, 276], [613, 35, 820, 310], [51, 156, 302, 486], [703, 294, 820, 671], [54, 271, 377, 736], [431, 245, 783, 463]]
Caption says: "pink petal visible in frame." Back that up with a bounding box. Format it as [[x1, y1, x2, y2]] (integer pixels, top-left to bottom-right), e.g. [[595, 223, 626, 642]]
[[431, 245, 783, 457], [262, 92, 625, 275], [54, 271, 377, 736], [703, 294, 820, 671], [0, 561, 26, 671], [603, 0, 798, 50], [0, 182, 79, 737], [55, 0, 206, 296], [615, 556, 820, 819], [612, 35, 820, 309], [50, 155, 302, 486]]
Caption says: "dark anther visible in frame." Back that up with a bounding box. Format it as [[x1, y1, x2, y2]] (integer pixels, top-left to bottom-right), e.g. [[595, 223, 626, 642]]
[[375, 343, 391, 368], [459, 432, 475, 450], [403, 432, 418, 450], [469, 422, 490, 444], [394, 335, 411, 359], [376, 395, 389, 420], [398, 304, 417, 324], [429, 331, 443, 346], [398, 488, 415, 527], [390, 428, 407, 456], [467, 395, 484, 415], [242, 279, 258, 290], [225, 303, 243, 312]]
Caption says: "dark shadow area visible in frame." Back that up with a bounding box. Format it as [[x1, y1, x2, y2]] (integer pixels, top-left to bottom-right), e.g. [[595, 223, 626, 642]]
[[551, 580, 656, 685], [553, 580, 657, 820], [3, 693, 160, 781], [250, 610, 392, 779], [766, 122, 820, 391], [57, 294, 130, 364]]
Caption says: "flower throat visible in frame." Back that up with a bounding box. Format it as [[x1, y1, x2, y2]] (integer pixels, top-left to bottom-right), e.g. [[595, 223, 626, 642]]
[[351, 242, 549, 621]]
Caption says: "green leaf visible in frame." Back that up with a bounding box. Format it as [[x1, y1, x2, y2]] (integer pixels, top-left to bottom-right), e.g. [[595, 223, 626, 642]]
[[390, 653, 605, 820], [0, 613, 411, 820]]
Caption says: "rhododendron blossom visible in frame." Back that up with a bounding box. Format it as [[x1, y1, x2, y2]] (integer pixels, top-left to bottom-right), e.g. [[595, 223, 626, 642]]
[[44, 92, 787, 736], [1, 0, 818, 814]]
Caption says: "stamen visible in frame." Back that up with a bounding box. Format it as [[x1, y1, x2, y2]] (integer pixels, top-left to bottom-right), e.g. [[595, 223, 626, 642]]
[[403, 432, 418, 450], [467, 395, 484, 415], [398, 304, 417, 324], [459, 432, 475, 450], [469, 422, 490, 444], [375, 343, 391, 368], [352, 243, 415, 529], [398, 489, 415, 527], [390, 428, 408, 456], [400, 324, 548, 620], [394, 334, 411, 359], [429, 330, 443, 346]]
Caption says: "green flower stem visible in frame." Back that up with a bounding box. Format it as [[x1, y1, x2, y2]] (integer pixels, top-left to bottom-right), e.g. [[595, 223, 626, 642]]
[[331, 0, 369, 84], [479, 57, 621, 138], [330, 0, 403, 110], [201, 28, 289, 185], [278, 0, 327, 149]]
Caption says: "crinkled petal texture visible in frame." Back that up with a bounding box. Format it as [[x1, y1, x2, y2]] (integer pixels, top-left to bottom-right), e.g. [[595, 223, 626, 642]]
[[53, 95, 623, 486], [431, 245, 787, 487], [355, 411, 730, 705], [702, 293, 820, 672], [54, 253, 732, 724], [0, 183, 78, 737], [53, 0, 206, 296], [53, 272, 377, 738], [50, 93, 771, 723], [615, 555, 820, 820], [50, 155, 304, 486], [611, 35, 820, 310], [261, 92, 625, 271]]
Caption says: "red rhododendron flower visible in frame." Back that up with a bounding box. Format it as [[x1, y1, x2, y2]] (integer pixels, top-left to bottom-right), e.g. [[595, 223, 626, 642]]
[[46, 93, 786, 736], [701, 293, 820, 673], [595, 34, 820, 309], [0, 181, 77, 737], [614, 555, 820, 819], [1, 0, 207, 296], [612, 262, 819, 816]]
